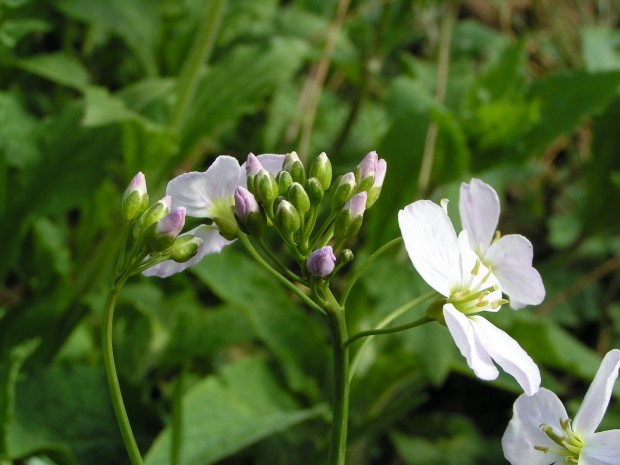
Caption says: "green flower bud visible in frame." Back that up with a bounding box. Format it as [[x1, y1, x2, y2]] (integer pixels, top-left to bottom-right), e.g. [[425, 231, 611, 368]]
[[121, 172, 149, 222], [276, 170, 293, 196], [275, 200, 301, 235], [213, 215, 238, 241], [305, 177, 324, 206], [283, 151, 306, 184], [334, 192, 367, 242], [308, 152, 332, 190], [254, 169, 279, 209], [287, 182, 311, 214], [171, 235, 203, 263], [339, 248, 354, 265], [330, 172, 356, 212], [234, 186, 264, 237], [134, 195, 171, 239]]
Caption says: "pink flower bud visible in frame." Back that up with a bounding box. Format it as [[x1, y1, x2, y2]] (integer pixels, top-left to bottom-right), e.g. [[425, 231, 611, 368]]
[[344, 192, 367, 219], [234, 186, 259, 220], [307, 246, 337, 277], [156, 207, 186, 238], [245, 153, 264, 178]]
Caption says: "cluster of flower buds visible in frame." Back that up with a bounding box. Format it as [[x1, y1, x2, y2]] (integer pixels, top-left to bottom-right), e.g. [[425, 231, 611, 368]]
[[120, 172, 203, 275], [234, 150, 386, 281]]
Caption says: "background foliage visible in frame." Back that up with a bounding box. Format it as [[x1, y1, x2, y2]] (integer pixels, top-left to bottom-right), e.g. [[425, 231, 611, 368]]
[[1, 0, 620, 464]]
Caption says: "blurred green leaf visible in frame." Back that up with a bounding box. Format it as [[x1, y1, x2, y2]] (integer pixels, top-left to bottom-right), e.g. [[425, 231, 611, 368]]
[[17, 53, 90, 90], [582, 27, 620, 72], [192, 248, 328, 398], [145, 357, 326, 465], [0, 18, 50, 48], [0, 92, 40, 169]]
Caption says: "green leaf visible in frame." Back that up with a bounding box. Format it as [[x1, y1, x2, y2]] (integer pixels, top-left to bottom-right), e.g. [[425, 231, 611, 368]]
[[520, 70, 620, 157], [8, 364, 126, 465], [181, 36, 308, 153], [17, 53, 90, 90], [582, 27, 620, 72], [0, 339, 39, 460], [0, 92, 40, 169], [56, 0, 159, 75], [144, 357, 326, 465], [191, 248, 328, 399], [0, 18, 50, 48]]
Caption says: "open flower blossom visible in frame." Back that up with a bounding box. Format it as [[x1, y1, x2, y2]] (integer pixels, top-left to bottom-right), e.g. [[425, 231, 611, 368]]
[[398, 199, 540, 395], [459, 179, 545, 309], [502, 349, 620, 465], [143, 154, 284, 278]]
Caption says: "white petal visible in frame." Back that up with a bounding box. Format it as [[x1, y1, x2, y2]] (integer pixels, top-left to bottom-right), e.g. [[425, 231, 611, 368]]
[[443, 304, 498, 380], [574, 349, 620, 436], [469, 316, 541, 395], [398, 200, 462, 296], [166, 171, 212, 217], [239, 153, 285, 186], [486, 234, 545, 307], [459, 178, 500, 254], [142, 225, 234, 278], [580, 430, 620, 465], [502, 388, 568, 465]]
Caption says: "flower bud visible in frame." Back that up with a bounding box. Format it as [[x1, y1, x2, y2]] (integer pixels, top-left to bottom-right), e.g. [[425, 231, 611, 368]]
[[287, 182, 311, 214], [331, 172, 356, 211], [283, 151, 306, 184], [245, 152, 263, 193], [148, 207, 186, 251], [254, 169, 279, 209], [171, 235, 203, 263], [135, 195, 172, 239], [234, 186, 264, 237], [275, 200, 301, 235], [355, 151, 378, 193], [305, 177, 324, 206], [339, 248, 354, 265], [121, 172, 149, 221], [276, 170, 293, 196], [334, 192, 367, 241], [307, 246, 337, 278], [213, 215, 238, 241], [366, 158, 387, 208], [308, 152, 332, 190]]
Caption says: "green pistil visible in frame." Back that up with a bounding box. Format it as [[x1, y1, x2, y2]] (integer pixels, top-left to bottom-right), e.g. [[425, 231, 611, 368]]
[[536, 420, 583, 464]]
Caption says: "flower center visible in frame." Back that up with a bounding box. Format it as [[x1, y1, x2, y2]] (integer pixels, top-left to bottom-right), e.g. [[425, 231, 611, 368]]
[[534, 419, 583, 464], [208, 196, 236, 222], [448, 259, 507, 314]]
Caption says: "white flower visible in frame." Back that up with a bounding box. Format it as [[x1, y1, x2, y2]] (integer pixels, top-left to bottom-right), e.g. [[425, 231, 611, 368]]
[[502, 349, 620, 465], [459, 178, 545, 309], [143, 154, 284, 278], [398, 200, 540, 395]]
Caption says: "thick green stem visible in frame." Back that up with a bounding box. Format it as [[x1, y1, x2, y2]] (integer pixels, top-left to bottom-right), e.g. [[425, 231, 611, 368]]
[[102, 275, 144, 465], [325, 301, 350, 465]]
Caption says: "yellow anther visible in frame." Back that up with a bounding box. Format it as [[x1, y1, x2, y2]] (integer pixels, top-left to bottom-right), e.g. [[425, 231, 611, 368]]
[[491, 299, 509, 310], [471, 259, 481, 276], [533, 446, 549, 453], [476, 300, 490, 308], [493, 230, 501, 243]]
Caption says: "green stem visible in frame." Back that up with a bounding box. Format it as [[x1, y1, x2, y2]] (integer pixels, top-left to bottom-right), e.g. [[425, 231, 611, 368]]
[[256, 237, 304, 283], [347, 292, 436, 382], [323, 292, 349, 465], [170, 0, 227, 130], [171, 365, 187, 465], [238, 233, 326, 317], [102, 275, 144, 465], [339, 237, 402, 307], [345, 315, 433, 349]]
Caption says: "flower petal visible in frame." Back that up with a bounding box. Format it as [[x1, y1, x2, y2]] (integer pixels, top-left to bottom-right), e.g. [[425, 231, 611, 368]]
[[485, 234, 545, 308], [580, 430, 620, 465], [398, 200, 462, 296], [168, 156, 242, 217], [443, 304, 499, 380], [573, 349, 620, 436], [459, 178, 500, 254], [502, 388, 568, 465], [142, 225, 233, 278], [469, 315, 540, 395]]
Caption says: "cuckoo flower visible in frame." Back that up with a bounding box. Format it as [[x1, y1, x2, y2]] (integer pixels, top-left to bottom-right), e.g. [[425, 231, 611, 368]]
[[502, 349, 620, 465], [459, 179, 545, 309], [144, 154, 284, 277], [398, 200, 540, 395]]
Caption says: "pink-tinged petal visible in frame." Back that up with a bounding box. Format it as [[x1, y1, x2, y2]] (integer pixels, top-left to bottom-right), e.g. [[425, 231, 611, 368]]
[[398, 200, 462, 296], [143, 225, 233, 278], [443, 304, 499, 380], [239, 154, 285, 186], [469, 315, 540, 395], [167, 156, 241, 217], [486, 234, 545, 308], [459, 178, 500, 254], [502, 388, 568, 465], [580, 430, 620, 465], [574, 349, 620, 436]]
